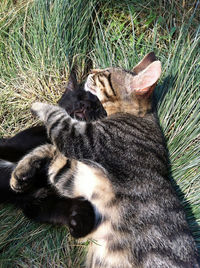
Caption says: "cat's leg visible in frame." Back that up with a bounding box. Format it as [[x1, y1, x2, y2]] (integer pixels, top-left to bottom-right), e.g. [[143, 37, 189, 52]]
[[0, 160, 17, 202], [21, 189, 96, 238], [0, 126, 48, 162], [31, 102, 94, 160], [10, 144, 60, 192]]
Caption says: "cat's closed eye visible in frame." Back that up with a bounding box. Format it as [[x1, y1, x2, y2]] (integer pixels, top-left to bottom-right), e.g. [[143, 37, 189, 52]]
[[88, 74, 95, 84]]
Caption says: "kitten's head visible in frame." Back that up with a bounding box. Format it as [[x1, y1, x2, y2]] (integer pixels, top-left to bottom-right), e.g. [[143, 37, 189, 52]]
[[58, 69, 106, 121], [84, 52, 161, 116]]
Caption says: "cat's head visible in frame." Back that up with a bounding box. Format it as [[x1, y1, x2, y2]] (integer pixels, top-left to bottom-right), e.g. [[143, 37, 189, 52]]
[[58, 69, 106, 121], [84, 52, 161, 117]]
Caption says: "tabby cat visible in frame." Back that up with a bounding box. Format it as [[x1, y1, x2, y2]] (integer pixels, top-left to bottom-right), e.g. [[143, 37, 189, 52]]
[[10, 52, 199, 267]]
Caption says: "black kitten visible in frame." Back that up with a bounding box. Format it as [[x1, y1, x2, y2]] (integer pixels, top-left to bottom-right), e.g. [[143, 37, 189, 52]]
[[0, 71, 105, 162], [0, 70, 106, 238]]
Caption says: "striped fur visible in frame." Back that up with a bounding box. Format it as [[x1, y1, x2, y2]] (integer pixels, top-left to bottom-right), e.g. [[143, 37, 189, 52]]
[[11, 53, 199, 267]]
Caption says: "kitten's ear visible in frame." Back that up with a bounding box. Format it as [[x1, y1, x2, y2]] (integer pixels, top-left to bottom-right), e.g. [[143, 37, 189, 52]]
[[132, 52, 157, 74], [66, 69, 78, 91], [129, 61, 161, 95]]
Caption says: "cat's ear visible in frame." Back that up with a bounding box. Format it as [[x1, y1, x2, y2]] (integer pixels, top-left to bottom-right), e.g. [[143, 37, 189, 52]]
[[66, 70, 78, 91], [132, 52, 157, 74], [129, 60, 161, 95]]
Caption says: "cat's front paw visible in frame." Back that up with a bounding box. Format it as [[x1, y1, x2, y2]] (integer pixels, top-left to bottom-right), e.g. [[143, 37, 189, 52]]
[[31, 102, 51, 122], [10, 162, 38, 192]]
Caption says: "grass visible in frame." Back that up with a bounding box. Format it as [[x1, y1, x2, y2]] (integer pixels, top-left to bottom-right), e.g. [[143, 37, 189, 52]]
[[0, 0, 199, 267], [0, 206, 87, 267]]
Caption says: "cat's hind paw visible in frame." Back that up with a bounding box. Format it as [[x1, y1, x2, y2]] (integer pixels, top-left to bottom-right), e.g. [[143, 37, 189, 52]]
[[68, 198, 98, 238], [10, 170, 32, 192], [10, 160, 39, 193]]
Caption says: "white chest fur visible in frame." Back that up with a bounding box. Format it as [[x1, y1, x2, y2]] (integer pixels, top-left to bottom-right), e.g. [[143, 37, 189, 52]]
[[74, 162, 107, 200]]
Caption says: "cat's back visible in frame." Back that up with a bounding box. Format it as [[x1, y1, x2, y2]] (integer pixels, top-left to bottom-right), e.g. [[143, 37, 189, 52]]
[[89, 113, 199, 267], [93, 112, 168, 183]]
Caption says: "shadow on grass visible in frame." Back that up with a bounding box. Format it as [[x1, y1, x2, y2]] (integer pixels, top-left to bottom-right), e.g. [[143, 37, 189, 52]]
[[153, 74, 175, 108], [154, 76, 200, 256]]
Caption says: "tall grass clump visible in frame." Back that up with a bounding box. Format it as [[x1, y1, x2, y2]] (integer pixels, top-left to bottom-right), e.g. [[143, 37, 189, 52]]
[[0, 0, 199, 266]]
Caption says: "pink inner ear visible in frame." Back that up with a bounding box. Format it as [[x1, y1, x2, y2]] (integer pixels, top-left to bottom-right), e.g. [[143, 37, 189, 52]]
[[132, 52, 157, 74], [129, 61, 161, 94]]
